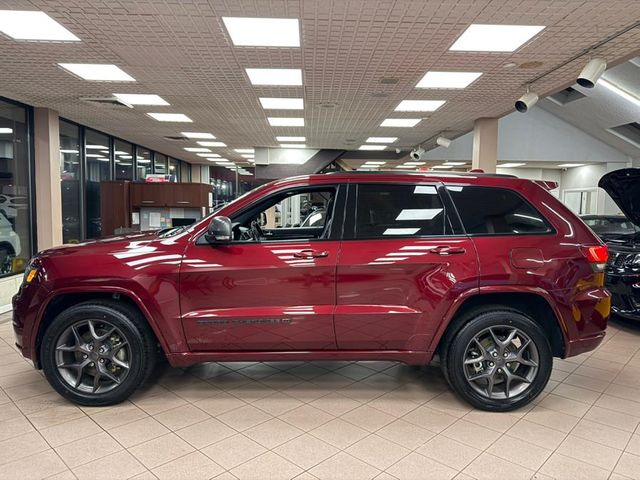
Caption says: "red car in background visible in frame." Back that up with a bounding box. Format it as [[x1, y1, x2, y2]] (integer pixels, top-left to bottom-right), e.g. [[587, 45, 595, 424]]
[[12, 172, 610, 411]]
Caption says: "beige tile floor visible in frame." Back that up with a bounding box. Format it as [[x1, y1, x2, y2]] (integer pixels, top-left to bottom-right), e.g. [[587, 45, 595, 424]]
[[1, 313, 640, 480]]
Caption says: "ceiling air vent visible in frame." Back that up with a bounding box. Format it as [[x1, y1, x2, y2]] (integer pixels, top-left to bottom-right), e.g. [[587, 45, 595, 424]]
[[547, 86, 587, 106], [607, 122, 640, 148], [80, 96, 132, 109], [163, 136, 189, 142]]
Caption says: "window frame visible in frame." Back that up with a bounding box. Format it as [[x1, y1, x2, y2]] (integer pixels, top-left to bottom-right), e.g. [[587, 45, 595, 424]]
[[444, 184, 556, 237], [343, 182, 463, 241], [195, 183, 347, 245]]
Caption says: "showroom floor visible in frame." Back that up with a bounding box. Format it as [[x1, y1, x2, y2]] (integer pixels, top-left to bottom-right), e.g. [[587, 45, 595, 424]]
[[1, 314, 640, 480]]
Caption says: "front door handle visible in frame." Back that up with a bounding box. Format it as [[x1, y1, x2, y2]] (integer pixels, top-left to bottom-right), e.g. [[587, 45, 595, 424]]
[[293, 249, 329, 259], [431, 245, 466, 255]]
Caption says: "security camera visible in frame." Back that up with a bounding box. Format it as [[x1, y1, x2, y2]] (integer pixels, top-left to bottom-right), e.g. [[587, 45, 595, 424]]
[[515, 91, 539, 113], [577, 58, 607, 88], [410, 146, 425, 160], [436, 136, 451, 148]]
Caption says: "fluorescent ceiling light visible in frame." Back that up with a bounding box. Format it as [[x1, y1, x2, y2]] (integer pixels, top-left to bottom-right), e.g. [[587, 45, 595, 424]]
[[364, 161, 386, 165], [432, 165, 453, 169], [241, 154, 254, 158], [268, 117, 304, 127], [146, 113, 192, 122], [280, 144, 306, 148], [85, 153, 104, 158], [416, 71, 482, 89], [558, 163, 585, 168], [358, 145, 386, 150], [259, 97, 304, 109], [600, 79, 640, 107], [197, 141, 226, 147], [0, 128, 14, 134], [498, 162, 526, 168], [450, 24, 545, 52], [184, 147, 211, 152], [60, 149, 79, 153], [395, 165, 415, 169], [222, 17, 300, 47], [246, 68, 302, 86], [404, 162, 425, 166], [366, 137, 397, 143], [276, 136, 305, 142], [197, 153, 221, 158], [86, 144, 107, 149], [234, 148, 254, 153], [444, 162, 466, 166], [58, 63, 135, 81], [119, 155, 132, 159], [113, 93, 169, 105], [395, 100, 446, 112], [381, 118, 421, 127], [0, 10, 80, 41], [182, 132, 215, 139]]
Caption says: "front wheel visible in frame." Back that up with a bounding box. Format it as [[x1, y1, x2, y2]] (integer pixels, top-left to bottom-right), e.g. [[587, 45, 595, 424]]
[[41, 301, 156, 406], [444, 310, 552, 411]]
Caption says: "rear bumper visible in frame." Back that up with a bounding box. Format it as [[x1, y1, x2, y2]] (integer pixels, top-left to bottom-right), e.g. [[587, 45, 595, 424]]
[[605, 272, 640, 321]]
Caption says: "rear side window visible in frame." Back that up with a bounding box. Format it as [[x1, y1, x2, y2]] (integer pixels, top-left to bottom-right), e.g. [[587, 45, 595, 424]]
[[447, 185, 552, 235], [355, 184, 449, 238]]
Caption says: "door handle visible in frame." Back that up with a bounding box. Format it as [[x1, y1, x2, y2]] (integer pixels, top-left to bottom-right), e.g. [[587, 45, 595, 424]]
[[431, 245, 466, 255], [293, 249, 329, 259]]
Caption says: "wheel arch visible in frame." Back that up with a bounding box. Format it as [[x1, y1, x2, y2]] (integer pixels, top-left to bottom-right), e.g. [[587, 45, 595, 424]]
[[33, 289, 168, 369], [433, 290, 567, 358]]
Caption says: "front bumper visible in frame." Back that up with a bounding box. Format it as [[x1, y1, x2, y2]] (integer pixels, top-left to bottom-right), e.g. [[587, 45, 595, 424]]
[[605, 271, 640, 320]]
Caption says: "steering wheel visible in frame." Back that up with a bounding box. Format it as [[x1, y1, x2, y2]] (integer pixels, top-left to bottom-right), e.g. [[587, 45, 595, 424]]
[[250, 220, 265, 241]]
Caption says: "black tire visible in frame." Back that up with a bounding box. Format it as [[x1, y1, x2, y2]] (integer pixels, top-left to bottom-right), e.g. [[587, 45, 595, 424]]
[[41, 301, 156, 406], [444, 309, 552, 411]]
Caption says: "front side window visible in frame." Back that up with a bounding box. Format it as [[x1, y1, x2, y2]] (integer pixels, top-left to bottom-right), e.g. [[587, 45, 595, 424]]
[[447, 185, 551, 235], [232, 188, 336, 242], [355, 184, 447, 239]]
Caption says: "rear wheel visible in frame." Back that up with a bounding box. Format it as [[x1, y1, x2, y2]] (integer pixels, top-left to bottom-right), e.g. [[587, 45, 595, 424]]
[[41, 301, 156, 406], [444, 310, 552, 411]]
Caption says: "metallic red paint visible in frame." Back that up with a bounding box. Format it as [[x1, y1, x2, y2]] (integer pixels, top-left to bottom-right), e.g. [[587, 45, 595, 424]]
[[12, 172, 610, 370]]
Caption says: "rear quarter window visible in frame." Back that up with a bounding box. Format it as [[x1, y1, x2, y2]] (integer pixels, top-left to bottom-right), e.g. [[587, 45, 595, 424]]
[[447, 185, 552, 235]]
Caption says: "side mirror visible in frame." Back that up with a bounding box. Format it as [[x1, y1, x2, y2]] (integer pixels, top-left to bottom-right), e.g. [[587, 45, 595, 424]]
[[206, 216, 232, 243]]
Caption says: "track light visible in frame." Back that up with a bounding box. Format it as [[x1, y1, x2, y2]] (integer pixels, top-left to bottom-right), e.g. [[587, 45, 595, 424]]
[[410, 146, 426, 160], [515, 88, 539, 113], [436, 136, 451, 148], [577, 58, 607, 88]]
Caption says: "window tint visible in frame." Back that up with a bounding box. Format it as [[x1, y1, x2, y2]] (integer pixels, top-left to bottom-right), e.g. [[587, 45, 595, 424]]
[[355, 184, 447, 238], [447, 186, 551, 235]]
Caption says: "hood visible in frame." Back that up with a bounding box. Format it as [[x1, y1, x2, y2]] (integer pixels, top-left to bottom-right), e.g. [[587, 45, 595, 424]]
[[38, 231, 161, 258], [598, 168, 640, 227]]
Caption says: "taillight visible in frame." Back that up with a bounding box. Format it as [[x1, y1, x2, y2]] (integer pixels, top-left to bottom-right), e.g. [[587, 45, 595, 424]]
[[581, 245, 608, 272]]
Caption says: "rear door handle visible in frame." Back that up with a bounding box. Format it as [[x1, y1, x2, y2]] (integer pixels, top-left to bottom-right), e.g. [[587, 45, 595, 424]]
[[431, 245, 466, 255], [293, 249, 329, 259]]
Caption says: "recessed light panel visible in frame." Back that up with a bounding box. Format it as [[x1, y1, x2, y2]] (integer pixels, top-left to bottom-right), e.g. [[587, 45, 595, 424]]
[[0, 10, 80, 41], [498, 162, 526, 168], [182, 132, 215, 139], [241, 154, 255, 158], [366, 137, 397, 143], [147, 113, 192, 122], [358, 145, 386, 151], [364, 161, 386, 165], [450, 24, 545, 52], [280, 144, 307, 148], [197, 141, 227, 147], [197, 153, 221, 158], [58, 63, 135, 81], [416, 71, 482, 89], [276, 136, 305, 142], [223, 17, 300, 47], [558, 163, 585, 168], [268, 117, 304, 127], [246, 68, 302, 86], [0, 128, 14, 134], [395, 100, 446, 112], [381, 118, 421, 127], [443, 162, 467, 166], [184, 147, 211, 152], [259, 97, 304, 109], [113, 93, 169, 105], [234, 149, 254, 153]]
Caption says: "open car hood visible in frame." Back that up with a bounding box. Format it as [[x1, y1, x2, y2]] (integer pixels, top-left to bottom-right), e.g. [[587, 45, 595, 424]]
[[598, 168, 640, 227]]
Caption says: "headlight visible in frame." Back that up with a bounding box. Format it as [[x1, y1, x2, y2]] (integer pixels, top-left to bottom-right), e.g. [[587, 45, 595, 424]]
[[23, 259, 39, 284]]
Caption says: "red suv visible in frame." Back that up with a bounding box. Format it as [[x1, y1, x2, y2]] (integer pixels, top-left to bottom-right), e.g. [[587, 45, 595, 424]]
[[12, 172, 610, 411]]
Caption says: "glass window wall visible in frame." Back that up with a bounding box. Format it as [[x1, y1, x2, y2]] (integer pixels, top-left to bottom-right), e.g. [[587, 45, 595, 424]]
[[59, 120, 81, 243], [85, 129, 111, 238], [114, 139, 134, 180]]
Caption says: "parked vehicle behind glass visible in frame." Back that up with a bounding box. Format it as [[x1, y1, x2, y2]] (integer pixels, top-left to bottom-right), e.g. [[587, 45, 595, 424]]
[[13, 172, 610, 411]]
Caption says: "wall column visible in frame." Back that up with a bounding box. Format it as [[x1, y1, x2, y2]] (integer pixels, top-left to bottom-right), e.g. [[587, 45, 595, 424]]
[[33, 108, 62, 250], [472, 117, 498, 173]]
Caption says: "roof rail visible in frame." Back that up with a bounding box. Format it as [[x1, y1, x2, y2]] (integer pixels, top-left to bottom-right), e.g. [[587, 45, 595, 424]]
[[324, 170, 517, 178]]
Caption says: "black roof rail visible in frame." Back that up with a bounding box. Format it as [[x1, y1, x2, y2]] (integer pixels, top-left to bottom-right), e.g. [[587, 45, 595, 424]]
[[323, 170, 517, 179]]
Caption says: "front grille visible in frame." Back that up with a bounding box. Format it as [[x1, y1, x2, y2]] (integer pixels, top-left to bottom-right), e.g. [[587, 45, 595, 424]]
[[608, 251, 634, 267]]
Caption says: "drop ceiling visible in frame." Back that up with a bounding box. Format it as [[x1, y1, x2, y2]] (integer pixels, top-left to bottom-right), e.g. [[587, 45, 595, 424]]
[[1, 0, 639, 167]]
